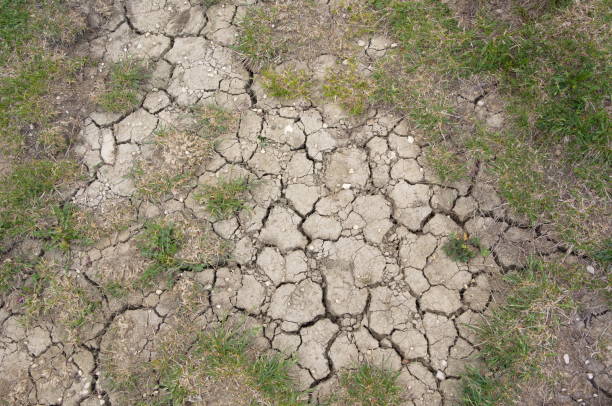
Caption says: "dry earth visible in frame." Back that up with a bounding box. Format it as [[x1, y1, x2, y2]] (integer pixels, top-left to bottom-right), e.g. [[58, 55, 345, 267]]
[[0, 1, 609, 405]]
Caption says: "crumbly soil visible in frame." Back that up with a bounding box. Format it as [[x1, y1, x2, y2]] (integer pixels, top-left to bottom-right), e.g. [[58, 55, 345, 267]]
[[0, 1, 609, 405]]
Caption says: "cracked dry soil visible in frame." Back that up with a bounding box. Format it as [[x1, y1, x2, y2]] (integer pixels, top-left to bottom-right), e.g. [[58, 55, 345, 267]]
[[1, 1, 609, 405]]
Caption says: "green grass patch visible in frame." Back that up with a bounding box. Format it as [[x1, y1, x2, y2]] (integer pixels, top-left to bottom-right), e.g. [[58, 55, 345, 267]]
[[0, 0, 85, 65], [33, 204, 89, 251], [197, 178, 251, 219], [137, 221, 184, 286], [339, 364, 403, 406], [235, 6, 285, 70], [459, 259, 606, 404], [97, 60, 149, 113], [464, 9, 611, 174], [323, 61, 374, 116], [461, 368, 503, 406], [0, 258, 33, 294], [0, 160, 79, 252], [189, 104, 237, 138], [261, 68, 312, 99], [363, 0, 610, 255], [0, 57, 86, 153], [19, 259, 103, 333]]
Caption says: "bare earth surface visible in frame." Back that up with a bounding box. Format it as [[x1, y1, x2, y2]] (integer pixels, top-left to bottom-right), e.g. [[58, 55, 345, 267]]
[[0, 1, 609, 405]]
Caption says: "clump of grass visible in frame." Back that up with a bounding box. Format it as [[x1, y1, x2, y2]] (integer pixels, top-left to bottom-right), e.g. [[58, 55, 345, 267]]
[[338, 364, 403, 406], [97, 60, 149, 113], [443, 233, 488, 263], [0, 57, 85, 153], [235, 6, 285, 70], [137, 221, 183, 286], [201, 0, 221, 7], [133, 105, 236, 202], [261, 68, 312, 99], [425, 146, 469, 184], [0, 160, 79, 251], [19, 259, 102, 337], [0, 258, 33, 294], [323, 62, 374, 116], [189, 104, 238, 139], [33, 204, 88, 251], [197, 178, 251, 219], [461, 368, 503, 406]]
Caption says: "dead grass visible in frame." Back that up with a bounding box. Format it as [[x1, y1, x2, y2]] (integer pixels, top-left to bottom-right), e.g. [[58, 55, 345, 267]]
[[133, 105, 237, 202], [18, 258, 104, 341]]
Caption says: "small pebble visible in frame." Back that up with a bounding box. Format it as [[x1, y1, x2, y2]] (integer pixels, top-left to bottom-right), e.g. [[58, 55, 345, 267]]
[[563, 354, 570, 364]]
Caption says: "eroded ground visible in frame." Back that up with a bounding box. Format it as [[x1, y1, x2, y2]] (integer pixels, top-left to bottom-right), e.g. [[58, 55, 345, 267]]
[[1, 1, 609, 405]]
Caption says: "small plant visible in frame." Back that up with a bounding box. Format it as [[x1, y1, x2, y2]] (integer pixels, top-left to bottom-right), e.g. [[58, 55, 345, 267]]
[[443, 233, 486, 263], [0, 159, 78, 250], [339, 363, 403, 406], [193, 323, 304, 403], [0, 258, 32, 294], [461, 367, 504, 406], [198, 178, 251, 219], [97, 60, 149, 113], [34, 204, 88, 251], [137, 222, 183, 286], [261, 68, 312, 99], [235, 6, 285, 69], [323, 62, 374, 116], [190, 104, 237, 139], [201, 0, 221, 7], [103, 281, 127, 298]]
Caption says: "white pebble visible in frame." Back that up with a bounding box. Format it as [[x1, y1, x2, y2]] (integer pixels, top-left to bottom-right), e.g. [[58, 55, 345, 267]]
[[563, 354, 570, 364]]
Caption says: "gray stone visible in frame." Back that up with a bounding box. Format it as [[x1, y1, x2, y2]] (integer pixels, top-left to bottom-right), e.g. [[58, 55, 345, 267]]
[[324, 148, 370, 190], [303, 214, 342, 240], [391, 329, 428, 359], [285, 184, 319, 216], [268, 280, 325, 325], [262, 115, 306, 149], [423, 249, 472, 290], [368, 286, 417, 336], [256, 248, 307, 286], [420, 286, 461, 315], [298, 319, 339, 380], [236, 275, 266, 314], [114, 109, 158, 144], [390, 159, 423, 183], [100, 129, 115, 165], [329, 334, 359, 370], [399, 233, 437, 269], [260, 207, 307, 251], [390, 182, 432, 231]]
